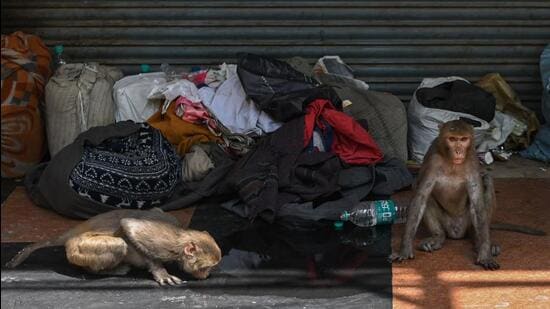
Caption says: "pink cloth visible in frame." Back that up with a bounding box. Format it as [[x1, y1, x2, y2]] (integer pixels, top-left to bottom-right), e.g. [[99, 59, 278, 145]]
[[174, 96, 219, 133]]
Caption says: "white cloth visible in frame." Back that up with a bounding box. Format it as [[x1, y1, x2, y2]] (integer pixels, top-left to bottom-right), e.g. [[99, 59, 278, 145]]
[[204, 68, 282, 135], [113, 72, 166, 122], [205, 63, 235, 89], [198, 86, 216, 107]]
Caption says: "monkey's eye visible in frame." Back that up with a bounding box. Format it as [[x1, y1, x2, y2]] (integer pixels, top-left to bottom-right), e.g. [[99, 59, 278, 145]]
[[199, 267, 210, 273], [460, 137, 469, 142], [449, 137, 458, 142]]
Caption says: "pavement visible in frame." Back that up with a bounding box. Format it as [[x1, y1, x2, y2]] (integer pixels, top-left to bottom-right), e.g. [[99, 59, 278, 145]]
[[1, 154, 549, 309]]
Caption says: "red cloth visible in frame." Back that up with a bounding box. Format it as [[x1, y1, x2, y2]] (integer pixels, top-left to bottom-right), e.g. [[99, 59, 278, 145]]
[[303, 99, 383, 165]]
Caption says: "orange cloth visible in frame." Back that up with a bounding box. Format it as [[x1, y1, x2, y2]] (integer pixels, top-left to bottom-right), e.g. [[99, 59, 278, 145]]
[[1, 31, 52, 178], [147, 101, 221, 156]]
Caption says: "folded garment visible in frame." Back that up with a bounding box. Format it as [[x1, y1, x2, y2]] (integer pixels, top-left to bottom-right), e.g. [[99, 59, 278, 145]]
[[182, 144, 215, 182], [147, 101, 222, 156]]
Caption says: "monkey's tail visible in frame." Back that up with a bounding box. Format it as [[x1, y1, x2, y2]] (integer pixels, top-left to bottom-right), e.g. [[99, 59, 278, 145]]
[[5, 237, 67, 268], [491, 222, 546, 236]]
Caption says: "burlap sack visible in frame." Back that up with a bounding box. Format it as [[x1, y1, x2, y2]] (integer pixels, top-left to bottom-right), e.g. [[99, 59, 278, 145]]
[[44, 63, 123, 156]]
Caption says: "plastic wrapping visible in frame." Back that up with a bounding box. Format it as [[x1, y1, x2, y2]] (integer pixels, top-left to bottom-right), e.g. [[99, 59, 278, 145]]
[[476, 73, 540, 150], [113, 72, 166, 122]]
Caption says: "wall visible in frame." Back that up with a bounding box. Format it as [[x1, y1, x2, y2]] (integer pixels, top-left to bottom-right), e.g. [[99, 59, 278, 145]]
[[2, 0, 549, 118]]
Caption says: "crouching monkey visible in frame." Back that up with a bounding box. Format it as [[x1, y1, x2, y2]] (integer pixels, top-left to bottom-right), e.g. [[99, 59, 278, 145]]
[[5, 208, 222, 285], [389, 120, 545, 270]]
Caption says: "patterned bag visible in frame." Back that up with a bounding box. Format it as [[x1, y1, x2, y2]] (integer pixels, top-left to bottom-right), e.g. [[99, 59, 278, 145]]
[[69, 124, 182, 209], [1, 31, 52, 177]]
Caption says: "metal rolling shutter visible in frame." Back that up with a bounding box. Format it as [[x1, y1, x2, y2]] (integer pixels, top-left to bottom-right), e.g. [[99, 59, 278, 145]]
[[2, 0, 549, 119]]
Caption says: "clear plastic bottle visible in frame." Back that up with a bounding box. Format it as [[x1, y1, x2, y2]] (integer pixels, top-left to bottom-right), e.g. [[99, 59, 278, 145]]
[[160, 63, 178, 81], [340, 200, 407, 227], [54, 45, 67, 67]]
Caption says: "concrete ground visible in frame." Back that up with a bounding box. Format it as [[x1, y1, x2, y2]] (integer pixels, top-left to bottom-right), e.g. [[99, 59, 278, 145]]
[[484, 155, 549, 179], [1, 154, 549, 309]]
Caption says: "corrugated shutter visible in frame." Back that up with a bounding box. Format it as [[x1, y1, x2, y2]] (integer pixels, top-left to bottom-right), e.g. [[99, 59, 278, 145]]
[[2, 0, 549, 118]]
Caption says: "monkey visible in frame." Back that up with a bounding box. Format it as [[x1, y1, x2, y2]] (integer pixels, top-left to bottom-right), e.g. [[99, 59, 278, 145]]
[[5, 208, 222, 285], [389, 120, 545, 270]]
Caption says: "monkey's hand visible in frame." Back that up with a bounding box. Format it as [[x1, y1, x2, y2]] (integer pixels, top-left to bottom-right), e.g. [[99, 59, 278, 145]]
[[151, 267, 184, 286], [476, 256, 500, 271], [388, 246, 415, 263]]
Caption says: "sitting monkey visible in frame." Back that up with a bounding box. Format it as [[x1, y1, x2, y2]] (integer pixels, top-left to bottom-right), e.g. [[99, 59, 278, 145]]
[[6, 208, 221, 285], [389, 120, 545, 270]]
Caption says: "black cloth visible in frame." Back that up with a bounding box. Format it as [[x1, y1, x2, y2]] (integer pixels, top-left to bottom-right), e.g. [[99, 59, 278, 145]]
[[25, 122, 236, 219], [222, 158, 413, 230], [415, 80, 496, 122], [226, 116, 342, 222], [26, 121, 144, 218], [237, 53, 342, 122]]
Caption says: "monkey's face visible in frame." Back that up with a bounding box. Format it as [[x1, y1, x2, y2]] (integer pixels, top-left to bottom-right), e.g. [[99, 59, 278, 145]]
[[180, 232, 222, 280], [439, 120, 474, 165], [180, 253, 220, 280], [446, 134, 471, 164]]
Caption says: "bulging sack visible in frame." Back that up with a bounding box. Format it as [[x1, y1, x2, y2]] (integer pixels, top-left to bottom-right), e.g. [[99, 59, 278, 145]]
[[45, 63, 123, 157], [408, 77, 491, 163], [1, 31, 52, 178]]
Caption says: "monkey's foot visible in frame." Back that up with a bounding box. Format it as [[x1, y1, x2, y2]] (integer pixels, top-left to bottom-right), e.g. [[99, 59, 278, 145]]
[[476, 257, 500, 270], [388, 249, 415, 263], [418, 237, 445, 252]]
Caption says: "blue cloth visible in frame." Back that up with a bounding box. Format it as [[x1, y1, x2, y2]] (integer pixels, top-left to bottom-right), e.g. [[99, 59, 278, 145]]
[[520, 124, 550, 163], [305, 119, 334, 153]]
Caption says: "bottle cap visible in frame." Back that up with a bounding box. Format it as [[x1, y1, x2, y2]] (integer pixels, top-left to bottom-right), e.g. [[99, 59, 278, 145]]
[[140, 64, 151, 73], [333, 221, 344, 231], [54, 45, 64, 55], [340, 211, 350, 221]]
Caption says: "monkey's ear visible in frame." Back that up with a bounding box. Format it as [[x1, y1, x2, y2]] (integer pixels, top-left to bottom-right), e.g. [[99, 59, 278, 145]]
[[183, 242, 197, 257], [121, 218, 183, 261]]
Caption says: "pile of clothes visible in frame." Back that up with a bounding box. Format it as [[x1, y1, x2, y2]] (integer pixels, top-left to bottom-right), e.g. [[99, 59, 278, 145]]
[[24, 53, 413, 227]]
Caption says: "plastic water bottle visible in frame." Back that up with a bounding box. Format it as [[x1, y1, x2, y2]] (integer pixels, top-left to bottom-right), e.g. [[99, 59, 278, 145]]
[[54, 45, 67, 67], [160, 63, 178, 81], [340, 200, 407, 227]]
